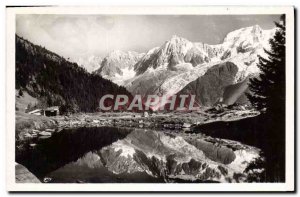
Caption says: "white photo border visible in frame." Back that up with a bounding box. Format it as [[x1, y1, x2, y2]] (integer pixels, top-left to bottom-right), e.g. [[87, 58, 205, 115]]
[[6, 6, 295, 192]]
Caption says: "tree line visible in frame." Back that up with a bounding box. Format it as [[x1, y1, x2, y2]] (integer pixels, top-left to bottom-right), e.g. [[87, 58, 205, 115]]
[[16, 35, 131, 113]]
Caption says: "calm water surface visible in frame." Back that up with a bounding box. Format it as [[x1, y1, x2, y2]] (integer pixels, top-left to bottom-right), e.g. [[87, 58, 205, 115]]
[[17, 126, 165, 183]]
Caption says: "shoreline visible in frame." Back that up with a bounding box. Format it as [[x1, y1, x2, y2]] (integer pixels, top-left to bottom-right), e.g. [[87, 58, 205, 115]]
[[15, 106, 260, 142]]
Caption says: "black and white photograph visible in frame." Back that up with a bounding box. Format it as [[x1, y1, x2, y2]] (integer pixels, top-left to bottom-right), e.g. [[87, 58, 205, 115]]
[[5, 6, 294, 192]]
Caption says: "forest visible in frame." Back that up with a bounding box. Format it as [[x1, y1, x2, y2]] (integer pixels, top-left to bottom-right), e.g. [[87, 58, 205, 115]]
[[15, 35, 131, 113]]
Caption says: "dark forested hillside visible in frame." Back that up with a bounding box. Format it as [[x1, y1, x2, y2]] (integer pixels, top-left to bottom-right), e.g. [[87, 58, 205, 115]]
[[15, 35, 131, 113]]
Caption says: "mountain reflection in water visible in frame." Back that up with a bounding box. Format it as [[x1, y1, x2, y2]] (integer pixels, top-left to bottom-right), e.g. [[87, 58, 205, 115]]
[[16, 126, 261, 183], [16, 127, 132, 179]]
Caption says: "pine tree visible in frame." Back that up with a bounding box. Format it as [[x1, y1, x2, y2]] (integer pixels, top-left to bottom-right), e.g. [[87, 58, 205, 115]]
[[247, 15, 286, 182], [247, 15, 286, 113]]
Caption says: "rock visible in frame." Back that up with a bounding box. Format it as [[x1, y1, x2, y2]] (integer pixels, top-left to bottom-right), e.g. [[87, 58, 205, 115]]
[[29, 143, 37, 147], [182, 123, 191, 128], [138, 120, 143, 124], [43, 177, 52, 183], [218, 165, 228, 175], [46, 128, 55, 132], [93, 119, 100, 123], [24, 133, 33, 138], [182, 128, 191, 132], [39, 131, 51, 136], [31, 130, 37, 134], [143, 112, 149, 118], [15, 163, 40, 183], [56, 128, 63, 133]]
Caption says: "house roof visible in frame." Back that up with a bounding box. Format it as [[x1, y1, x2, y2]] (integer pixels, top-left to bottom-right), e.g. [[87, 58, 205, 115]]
[[45, 106, 59, 111], [28, 109, 43, 114]]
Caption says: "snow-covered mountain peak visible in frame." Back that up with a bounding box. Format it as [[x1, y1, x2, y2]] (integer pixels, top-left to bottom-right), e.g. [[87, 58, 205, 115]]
[[107, 50, 131, 58], [133, 36, 199, 75], [88, 25, 276, 106], [109, 49, 124, 56], [125, 25, 276, 104], [169, 35, 190, 43], [218, 25, 275, 64], [222, 25, 270, 49], [74, 55, 102, 73], [223, 25, 262, 41], [106, 50, 144, 62], [166, 35, 192, 48], [93, 50, 144, 85], [171, 34, 181, 39]]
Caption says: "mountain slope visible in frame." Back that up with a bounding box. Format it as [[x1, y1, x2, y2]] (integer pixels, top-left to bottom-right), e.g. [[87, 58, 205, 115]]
[[93, 50, 144, 85], [16, 35, 131, 113], [177, 62, 238, 107], [74, 56, 102, 73], [222, 77, 250, 105]]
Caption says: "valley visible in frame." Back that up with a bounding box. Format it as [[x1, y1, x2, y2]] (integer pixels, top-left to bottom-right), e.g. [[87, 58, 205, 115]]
[[15, 24, 274, 183]]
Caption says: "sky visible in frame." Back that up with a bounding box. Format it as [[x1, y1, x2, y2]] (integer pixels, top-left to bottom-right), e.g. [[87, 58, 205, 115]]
[[16, 14, 280, 60]]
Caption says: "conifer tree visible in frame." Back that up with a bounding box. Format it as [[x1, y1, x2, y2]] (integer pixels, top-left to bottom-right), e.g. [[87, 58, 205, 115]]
[[247, 15, 285, 114], [247, 15, 286, 182]]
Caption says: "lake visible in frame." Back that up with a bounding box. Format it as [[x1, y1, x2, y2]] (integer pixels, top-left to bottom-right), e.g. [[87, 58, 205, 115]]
[[16, 126, 262, 183]]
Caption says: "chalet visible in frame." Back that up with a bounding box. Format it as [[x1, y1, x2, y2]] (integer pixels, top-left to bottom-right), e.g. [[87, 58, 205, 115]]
[[44, 106, 60, 116], [27, 106, 60, 117]]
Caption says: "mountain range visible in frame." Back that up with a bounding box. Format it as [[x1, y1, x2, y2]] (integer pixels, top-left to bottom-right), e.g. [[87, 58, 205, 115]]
[[78, 25, 275, 109], [16, 25, 275, 112]]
